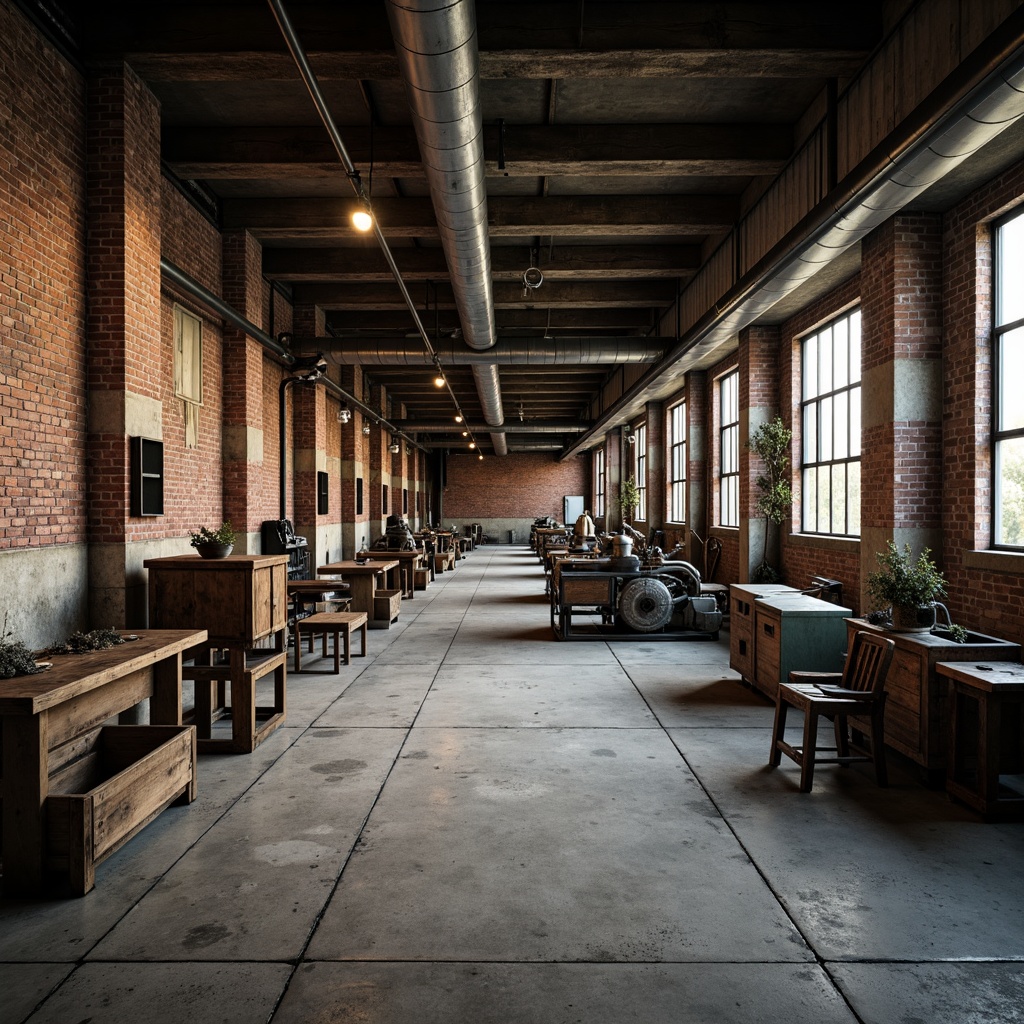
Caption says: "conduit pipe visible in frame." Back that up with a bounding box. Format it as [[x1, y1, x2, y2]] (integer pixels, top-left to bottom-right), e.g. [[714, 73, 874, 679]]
[[385, 0, 508, 455], [267, 0, 480, 456]]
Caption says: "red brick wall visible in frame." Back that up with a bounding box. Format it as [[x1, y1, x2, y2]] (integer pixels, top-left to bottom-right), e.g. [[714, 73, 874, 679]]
[[942, 159, 1024, 643], [444, 452, 587, 520], [157, 183, 226, 538], [0, 2, 88, 550]]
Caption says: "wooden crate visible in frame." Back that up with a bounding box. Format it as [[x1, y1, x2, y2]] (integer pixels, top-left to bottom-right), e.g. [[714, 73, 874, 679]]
[[45, 724, 196, 896], [374, 588, 402, 624]]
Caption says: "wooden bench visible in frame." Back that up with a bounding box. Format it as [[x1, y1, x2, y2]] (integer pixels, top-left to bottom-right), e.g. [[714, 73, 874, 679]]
[[294, 611, 368, 672]]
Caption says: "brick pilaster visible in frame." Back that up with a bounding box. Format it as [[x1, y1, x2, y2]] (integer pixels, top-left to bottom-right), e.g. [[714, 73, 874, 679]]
[[860, 214, 944, 610], [86, 64, 162, 627]]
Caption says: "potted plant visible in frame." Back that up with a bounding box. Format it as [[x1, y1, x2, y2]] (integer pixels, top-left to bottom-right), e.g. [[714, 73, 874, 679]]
[[866, 541, 947, 632], [618, 476, 641, 526], [748, 417, 793, 583], [189, 521, 236, 559], [0, 614, 43, 677]]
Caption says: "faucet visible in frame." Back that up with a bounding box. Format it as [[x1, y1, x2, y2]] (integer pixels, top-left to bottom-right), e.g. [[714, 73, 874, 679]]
[[933, 602, 953, 631]]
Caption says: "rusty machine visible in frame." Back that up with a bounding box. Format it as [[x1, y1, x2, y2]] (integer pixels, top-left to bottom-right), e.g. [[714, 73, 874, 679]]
[[550, 526, 723, 641]]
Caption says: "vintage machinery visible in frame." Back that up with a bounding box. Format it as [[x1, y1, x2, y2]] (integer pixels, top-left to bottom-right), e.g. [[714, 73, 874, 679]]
[[551, 554, 723, 641], [371, 514, 416, 551]]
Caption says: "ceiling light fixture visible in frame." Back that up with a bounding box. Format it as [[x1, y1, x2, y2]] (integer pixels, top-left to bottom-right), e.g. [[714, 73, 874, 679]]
[[362, 424, 371, 436], [351, 197, 373, 232], [434, 373, 445, 388], [454, 413, 463, 423], [389, 441, 400, 454], [337, 405, 351, 424], [469, 441, 476, 450], [478, 453, 484, 461]]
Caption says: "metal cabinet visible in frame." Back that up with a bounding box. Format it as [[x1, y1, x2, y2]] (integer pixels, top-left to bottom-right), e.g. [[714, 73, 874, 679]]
[[751, 594, 852, 701]]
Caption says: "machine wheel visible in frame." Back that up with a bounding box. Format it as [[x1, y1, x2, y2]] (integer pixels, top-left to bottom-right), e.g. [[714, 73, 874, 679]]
[[618, 577, 674, 632]]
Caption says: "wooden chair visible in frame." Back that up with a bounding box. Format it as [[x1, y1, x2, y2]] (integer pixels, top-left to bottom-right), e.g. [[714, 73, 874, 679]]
[[769, 629, 895, 792]]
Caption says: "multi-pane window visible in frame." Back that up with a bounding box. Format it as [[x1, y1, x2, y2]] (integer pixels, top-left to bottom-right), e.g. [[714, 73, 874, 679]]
[[594, 448, 606, 518], [719, 371, 739, 527], [634, 423, 647, 521], [801, 308, 862, 536], [669, 401, 687, 522], [995, 208, 1024, 548]]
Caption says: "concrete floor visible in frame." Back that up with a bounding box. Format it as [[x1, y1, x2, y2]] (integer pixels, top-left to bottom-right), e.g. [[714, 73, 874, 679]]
[[3, 545, 1024, 1023]]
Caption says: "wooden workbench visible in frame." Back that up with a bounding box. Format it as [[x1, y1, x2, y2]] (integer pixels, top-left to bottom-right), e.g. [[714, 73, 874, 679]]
[[0, 628, 206, 896]]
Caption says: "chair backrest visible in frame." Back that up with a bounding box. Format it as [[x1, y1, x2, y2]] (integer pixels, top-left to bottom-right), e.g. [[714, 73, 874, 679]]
[[843, 630, 895, 695]]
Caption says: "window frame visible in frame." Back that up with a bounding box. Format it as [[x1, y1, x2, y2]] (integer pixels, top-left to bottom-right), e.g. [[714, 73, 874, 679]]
[[799, 307, 862, 538], [993, 207, 1024, 550], [594, 448, 606, 519], [173, 303, 203, 405], [668, 400, 687, 524], [634, 423, 648, 521], [718, 370, 739, 528]]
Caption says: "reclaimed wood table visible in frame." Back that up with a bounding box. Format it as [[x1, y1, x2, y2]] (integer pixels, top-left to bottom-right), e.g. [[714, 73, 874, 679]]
[[318, 559, 401, 629], [357, 548, 424, 599], [145, 554, 289, 754], [938, 660, 1024, 819], [0, 628, 206, 896]]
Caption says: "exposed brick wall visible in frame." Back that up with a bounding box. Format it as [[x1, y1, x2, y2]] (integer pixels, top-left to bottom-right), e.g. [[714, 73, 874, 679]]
[[0, 1, 88, 550], [156, 183, 225, 540], [86, 65, 162, 547], [942, 159, 1024, 643], [444, 452, 587, 520]]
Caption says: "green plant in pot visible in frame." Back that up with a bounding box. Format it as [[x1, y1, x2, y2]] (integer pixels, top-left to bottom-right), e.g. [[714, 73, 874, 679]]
[[189, 521, 236, 559], [748, 417, 793, 584], [866, 541, 946, 632], [618, 476, 641, 526]]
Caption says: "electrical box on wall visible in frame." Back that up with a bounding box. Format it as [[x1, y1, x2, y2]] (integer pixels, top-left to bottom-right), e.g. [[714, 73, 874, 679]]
[[130, 436, 164, 516]]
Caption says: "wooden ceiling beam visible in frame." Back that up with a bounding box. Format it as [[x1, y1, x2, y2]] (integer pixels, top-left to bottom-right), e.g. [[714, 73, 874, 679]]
[[263, 244, 700, 281], [295, 280, 677, 310], [325, 309, 658, 331], [163, 124, 791, 180], [130, 47, 868, 82], [224, 195, 739, 240]]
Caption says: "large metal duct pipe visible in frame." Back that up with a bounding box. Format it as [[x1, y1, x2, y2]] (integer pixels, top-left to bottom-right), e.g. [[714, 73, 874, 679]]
[[386, 0, 507, 454], [310, 336, 666, 367]]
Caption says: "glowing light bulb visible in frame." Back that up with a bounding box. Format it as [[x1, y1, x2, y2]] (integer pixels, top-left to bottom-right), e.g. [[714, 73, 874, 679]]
[[352, 208, 372, 232], [454, 413, 463, 423], [434, 374, 445, 388], [469, 441, 476, 450]]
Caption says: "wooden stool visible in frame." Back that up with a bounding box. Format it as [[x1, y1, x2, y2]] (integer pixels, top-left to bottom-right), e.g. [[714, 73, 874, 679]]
[[294, 611, 368, 672]]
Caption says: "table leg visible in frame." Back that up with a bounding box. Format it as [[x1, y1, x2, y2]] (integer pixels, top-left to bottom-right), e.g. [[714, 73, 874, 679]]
[[2, 713, 48, 896]]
